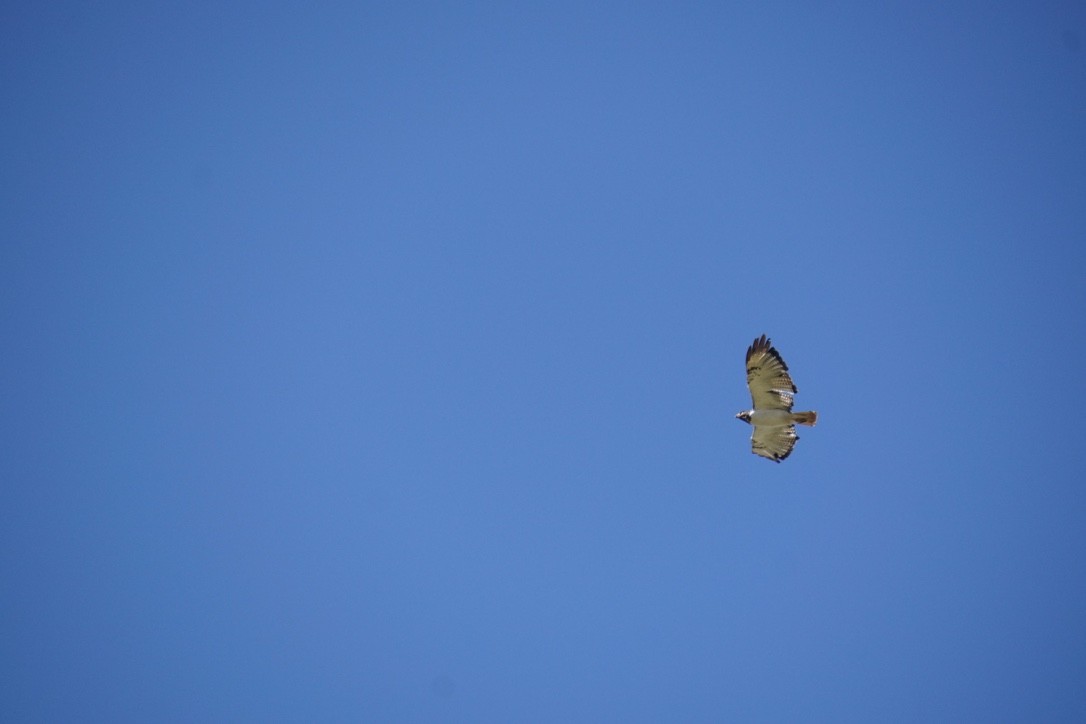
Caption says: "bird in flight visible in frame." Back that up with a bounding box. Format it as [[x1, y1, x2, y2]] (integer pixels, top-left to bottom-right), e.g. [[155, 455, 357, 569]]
[[735, 335, 818, 462]]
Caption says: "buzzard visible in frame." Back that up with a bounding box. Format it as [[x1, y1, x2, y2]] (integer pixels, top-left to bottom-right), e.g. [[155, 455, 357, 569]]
[[735, 334, 818, 462]]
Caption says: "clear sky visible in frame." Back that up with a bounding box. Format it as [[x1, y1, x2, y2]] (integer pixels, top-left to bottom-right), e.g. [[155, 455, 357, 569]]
[[3, 2, 1085, 722]]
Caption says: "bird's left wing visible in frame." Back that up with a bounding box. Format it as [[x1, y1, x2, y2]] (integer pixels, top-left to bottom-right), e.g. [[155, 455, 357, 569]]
[[746, 334, 797, 411]]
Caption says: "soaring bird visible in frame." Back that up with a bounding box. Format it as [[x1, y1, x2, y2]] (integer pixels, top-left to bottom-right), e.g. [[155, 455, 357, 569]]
[[735, 335, 818, 462]]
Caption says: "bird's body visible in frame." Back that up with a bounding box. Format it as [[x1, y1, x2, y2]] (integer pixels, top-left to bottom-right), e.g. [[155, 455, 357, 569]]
[[745, 409, 797, 427], [735, 334, 818, 462]]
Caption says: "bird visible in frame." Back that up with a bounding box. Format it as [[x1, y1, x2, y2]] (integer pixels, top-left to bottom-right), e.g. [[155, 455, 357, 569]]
[[735, 334, 818, 462]]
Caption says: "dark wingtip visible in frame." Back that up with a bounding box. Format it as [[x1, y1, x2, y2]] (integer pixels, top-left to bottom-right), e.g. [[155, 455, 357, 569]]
[[746, 333, 770, 362]]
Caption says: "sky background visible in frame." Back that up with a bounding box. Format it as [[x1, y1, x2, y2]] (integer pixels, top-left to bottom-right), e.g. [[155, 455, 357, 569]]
[[3, 2, 1086, 722]]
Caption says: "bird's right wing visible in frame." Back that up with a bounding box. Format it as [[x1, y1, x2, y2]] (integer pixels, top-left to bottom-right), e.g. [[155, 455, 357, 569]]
[[750, 424, 799, 463]]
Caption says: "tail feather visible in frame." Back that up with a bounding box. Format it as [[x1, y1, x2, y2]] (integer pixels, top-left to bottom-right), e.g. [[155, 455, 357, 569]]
[[792, 411, 818, 426]]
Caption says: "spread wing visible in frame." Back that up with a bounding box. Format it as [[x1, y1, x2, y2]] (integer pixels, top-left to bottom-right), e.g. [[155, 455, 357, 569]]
[[745, 334, 797, 411], [751, 425, 798, 463]]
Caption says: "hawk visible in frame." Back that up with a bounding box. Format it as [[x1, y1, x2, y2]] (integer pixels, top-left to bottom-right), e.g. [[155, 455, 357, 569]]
[[735, 334, 818, 462]]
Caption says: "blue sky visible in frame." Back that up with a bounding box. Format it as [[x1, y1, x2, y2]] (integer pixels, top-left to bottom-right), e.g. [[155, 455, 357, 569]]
[[3, 2, 1085, 721]]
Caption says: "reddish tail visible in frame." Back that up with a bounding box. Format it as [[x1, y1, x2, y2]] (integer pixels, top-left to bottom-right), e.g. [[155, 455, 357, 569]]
[[792, 411, 818, 426]]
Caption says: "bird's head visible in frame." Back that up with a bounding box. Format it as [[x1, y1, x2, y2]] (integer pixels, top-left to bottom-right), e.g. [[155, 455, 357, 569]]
[[735, 410, 752, 424]]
